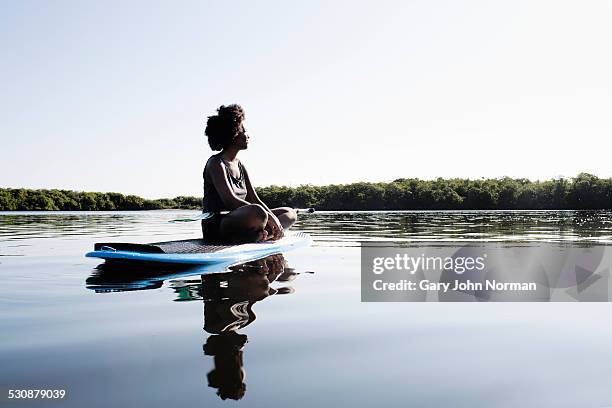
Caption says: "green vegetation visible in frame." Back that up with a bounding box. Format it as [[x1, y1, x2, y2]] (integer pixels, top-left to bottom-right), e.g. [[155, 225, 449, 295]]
[[257, 173, 612, 210], [1, 173, 611, 211], [0, 189, 201, 211]]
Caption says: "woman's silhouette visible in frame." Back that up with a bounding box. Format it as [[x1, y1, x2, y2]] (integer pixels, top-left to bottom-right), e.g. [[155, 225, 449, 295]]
[[202, 104, 297, 244]]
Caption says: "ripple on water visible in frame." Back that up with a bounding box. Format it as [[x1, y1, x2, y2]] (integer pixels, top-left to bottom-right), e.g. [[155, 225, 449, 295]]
[[1, 210, 612, 246]]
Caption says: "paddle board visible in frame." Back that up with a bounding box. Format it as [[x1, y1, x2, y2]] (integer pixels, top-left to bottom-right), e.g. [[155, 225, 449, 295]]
[[85, 232, 311, 265]]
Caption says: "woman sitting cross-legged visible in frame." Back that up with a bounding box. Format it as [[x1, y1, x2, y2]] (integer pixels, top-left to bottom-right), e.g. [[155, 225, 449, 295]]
[[201, 104, 297, 244]]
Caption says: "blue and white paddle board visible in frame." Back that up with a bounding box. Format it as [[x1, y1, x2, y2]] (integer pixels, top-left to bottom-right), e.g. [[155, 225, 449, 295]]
[[86, 232, 311, 265]]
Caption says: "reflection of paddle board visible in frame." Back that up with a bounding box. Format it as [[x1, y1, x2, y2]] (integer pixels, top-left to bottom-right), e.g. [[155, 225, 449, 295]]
[[85, 232, 311, 265], [86, 261, 235, 292]]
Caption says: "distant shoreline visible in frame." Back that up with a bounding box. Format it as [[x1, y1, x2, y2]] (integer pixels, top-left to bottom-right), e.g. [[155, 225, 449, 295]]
[[2, 173, 611, 211]]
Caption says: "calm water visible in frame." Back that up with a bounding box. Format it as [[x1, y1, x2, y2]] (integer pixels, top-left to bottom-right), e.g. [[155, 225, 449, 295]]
[[2, 210, 612, 407]]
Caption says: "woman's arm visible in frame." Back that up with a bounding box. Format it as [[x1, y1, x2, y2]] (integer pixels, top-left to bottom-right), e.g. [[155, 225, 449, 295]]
[[207, 157, 251, 210], [243, 163, 274, 213], [242, 163, 284, 239]]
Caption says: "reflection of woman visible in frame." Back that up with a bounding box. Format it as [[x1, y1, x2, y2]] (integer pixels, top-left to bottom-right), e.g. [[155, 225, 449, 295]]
[[202, 255, 287, 333], [202, 104, 297, 244], [204, 332, 248, 401], [202, 255, 292, 401]]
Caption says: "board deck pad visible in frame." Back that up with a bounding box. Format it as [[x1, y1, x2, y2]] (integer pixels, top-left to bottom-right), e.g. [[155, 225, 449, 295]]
[[148, 239, 231, 254], [86, 232, 311, 265], [94, 240, 232, 254]]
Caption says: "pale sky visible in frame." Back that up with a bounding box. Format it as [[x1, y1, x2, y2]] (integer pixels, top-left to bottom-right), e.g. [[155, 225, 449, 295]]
[[1, 0, 611, 198]]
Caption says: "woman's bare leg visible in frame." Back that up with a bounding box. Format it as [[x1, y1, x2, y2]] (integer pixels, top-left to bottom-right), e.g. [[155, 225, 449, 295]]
[[219, 204, 268, 243], [271, 207, 297, 230], [217, 205, 297, 243]]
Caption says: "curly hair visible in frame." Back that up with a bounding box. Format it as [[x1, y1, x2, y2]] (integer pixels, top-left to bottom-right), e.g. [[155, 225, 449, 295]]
[[205, 104, 245, 151]]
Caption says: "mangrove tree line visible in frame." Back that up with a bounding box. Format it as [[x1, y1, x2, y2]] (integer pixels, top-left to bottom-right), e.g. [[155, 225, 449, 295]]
[[1, 173, 611, 211]]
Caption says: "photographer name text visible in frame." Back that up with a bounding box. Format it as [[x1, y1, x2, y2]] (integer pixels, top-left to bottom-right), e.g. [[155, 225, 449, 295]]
[[372, 279, 537, 292]]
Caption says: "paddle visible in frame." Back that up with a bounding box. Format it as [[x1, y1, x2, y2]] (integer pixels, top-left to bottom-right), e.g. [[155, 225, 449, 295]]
[[169, 208, 315, 223]]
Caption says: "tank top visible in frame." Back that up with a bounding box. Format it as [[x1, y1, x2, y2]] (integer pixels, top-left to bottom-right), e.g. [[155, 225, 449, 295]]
[[202, 155, 248, 213]]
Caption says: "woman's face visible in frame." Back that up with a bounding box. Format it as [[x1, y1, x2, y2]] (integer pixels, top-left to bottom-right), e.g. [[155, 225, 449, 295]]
[[234, 122, 249, 150]]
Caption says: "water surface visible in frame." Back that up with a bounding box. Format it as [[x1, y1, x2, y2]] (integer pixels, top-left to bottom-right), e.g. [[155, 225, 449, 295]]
[[2, 210, 612, 407]]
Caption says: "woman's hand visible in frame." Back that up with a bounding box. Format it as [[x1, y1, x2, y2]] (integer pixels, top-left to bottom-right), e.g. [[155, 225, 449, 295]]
[[265, 213, 284, 240]]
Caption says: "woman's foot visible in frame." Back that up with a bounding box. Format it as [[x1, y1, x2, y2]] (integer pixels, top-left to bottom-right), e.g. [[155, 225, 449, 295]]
[[256, 229, 269, 242], [231, 228, 268, 244]]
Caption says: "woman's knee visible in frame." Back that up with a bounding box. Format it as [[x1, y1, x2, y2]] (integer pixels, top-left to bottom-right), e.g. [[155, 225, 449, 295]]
[[274, 207, 297, 229], [286, 207, 297, 223], [246, 204, 268, 222], [273, 207, 294, 216]]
